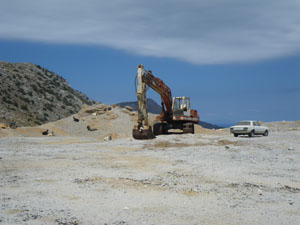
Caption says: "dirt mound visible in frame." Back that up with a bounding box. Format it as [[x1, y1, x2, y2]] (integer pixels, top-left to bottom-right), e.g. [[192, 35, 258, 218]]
[[194, 124, 227, 135], [0, 104, 228, 139], [0, 104, 137, 140], [263, 120, 300, 131]]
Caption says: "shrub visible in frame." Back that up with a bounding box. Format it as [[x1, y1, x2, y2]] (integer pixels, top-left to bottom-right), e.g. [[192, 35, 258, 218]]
[[18, 88, 26, 95], [2, 97, 13, 105], [31, 84, 38, 93], [21, 105, 28, 111], [15, 81, 22, 87], [44, 103, 54, 112]]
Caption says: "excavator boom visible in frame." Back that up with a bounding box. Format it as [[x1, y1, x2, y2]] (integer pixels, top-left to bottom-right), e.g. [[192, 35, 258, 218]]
[[132, 65, 155, 139], [144, 70, 173, 122]]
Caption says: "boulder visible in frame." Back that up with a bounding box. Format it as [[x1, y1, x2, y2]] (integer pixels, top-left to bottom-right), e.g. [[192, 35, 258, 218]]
[[79, 104, 112, 116], [0, 123, 8, 129], [104, 135, 112, 141], [125, 106, 133, 112]]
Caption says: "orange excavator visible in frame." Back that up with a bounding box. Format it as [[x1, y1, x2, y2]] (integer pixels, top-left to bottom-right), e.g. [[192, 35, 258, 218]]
[[132, 64, 199, 139]]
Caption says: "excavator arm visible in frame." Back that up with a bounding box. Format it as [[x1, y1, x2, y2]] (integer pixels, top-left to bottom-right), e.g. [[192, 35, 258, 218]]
[[144, 69, 173, 122], [133, 64, 173, 139], [132, 65, 155, 139]]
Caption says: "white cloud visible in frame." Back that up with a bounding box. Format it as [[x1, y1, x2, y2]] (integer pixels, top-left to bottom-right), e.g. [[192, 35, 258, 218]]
[[1, 0, 300, 64]]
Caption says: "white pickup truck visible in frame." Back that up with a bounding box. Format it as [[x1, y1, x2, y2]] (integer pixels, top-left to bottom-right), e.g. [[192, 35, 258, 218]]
[[230, 120, 269, 137]]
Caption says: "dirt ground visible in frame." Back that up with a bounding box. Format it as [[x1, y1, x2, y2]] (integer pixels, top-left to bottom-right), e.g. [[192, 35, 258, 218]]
[[1, 128, 300, 225]]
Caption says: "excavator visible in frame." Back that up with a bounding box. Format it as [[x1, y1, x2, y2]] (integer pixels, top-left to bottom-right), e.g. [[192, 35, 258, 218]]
[[132, 64, 199, 139]]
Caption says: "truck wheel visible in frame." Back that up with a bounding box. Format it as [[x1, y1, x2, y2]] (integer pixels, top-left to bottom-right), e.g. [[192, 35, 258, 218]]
[[234, 134, 238, 137], [248, 130, 254, 137], [263, 130, 269, 136]]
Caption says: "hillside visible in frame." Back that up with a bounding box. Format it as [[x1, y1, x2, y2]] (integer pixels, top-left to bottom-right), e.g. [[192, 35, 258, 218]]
[[116, 98, 161, 114], [116, 98, 222, 129], [0, 62, 96, 127]]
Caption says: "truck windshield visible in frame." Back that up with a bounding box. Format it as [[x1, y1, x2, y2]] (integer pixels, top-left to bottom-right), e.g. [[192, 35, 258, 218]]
[[236, 121, 251, 125]]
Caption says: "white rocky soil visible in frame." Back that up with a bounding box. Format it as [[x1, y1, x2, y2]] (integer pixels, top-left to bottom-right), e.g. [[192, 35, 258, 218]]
[[0, 105, 300, 225]]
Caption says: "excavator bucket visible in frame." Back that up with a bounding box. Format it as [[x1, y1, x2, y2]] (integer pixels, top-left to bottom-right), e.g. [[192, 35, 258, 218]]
[[132, 126, 155, 140]]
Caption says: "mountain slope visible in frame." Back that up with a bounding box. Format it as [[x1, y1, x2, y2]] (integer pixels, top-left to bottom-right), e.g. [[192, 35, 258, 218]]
[[116, 98, 161, 114], [0, 62, 96, 127]]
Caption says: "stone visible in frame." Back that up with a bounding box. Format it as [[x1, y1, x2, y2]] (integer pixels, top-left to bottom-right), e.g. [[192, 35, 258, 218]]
[[125, 106, 133, 111], [0, 123, 8, 129], [87, 126, 97, 131], [104, 135, 112, 141]]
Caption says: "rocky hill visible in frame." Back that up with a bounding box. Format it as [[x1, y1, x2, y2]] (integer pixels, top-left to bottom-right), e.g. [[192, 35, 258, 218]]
[[0, 62, 96, 127], [116, 98, 161, 114]]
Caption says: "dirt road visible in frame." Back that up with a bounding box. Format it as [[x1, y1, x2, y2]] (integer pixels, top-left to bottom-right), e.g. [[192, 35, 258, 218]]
[[1, 130, 300, 224]]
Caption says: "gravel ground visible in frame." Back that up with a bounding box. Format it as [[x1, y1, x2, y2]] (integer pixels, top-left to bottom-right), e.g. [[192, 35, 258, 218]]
[[0, 130, 300, 225]]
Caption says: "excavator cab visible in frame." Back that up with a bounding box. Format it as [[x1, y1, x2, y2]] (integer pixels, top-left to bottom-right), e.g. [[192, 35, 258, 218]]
[[172, 97, 191, 116]]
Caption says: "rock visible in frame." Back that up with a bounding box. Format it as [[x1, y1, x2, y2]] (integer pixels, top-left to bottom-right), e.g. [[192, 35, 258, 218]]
[[42, 129, 49, 135], [225, 145, 230, 149], [125, 106, 133, 112], [80, 104, 111, 115], [104, 135, 112, 141], [9, 121, 17, 129], [122, 108, 134, 115], [47, 131, 55, 136], [105, 106, 112, 111], [0, 123, 8, 129], [288, 147, 294, 150], [87, 126, 97, 131]]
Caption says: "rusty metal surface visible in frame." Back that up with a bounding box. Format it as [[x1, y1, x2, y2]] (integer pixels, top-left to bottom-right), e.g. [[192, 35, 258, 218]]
[[132, 126, 155, 140], [144, 70, 173, 122]]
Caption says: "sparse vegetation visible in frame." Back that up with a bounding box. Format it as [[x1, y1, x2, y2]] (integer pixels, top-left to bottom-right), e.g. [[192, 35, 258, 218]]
[[21, 105, 28, 111], [31, 84, 38, 92], [0, 62, 95, 127], [44, 103, 54, 112]]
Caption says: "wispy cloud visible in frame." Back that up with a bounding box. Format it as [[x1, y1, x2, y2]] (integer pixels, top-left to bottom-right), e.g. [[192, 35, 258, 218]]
[[1, 0, 300, 64]]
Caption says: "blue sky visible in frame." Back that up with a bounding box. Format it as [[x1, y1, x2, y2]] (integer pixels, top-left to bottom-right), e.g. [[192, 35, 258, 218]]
[[1, 0, 300, 126]]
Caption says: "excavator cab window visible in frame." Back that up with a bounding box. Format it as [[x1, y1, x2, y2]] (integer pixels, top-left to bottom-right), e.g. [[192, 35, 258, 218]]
[[173, 97, 190, 115], [173, 98, 181, 112]]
